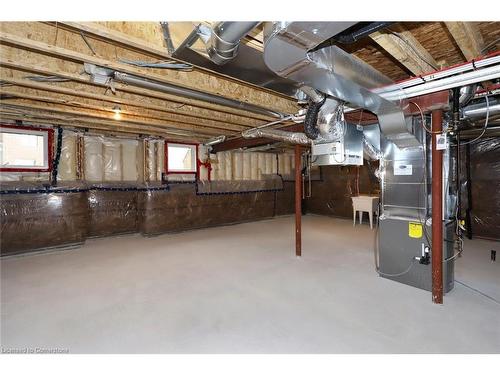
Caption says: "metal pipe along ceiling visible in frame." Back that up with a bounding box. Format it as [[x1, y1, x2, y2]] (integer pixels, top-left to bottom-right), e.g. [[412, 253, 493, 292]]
[[462, 97, 500, 120], [113, 72, 284, 119], [207, 22, 260, 65]]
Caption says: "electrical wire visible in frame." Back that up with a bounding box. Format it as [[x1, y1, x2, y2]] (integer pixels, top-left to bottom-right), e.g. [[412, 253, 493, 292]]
[[481, 37, 500, 54], [389, 30, 439, 71], [409, 101, 442, 134], [459, 95, 490, 146]]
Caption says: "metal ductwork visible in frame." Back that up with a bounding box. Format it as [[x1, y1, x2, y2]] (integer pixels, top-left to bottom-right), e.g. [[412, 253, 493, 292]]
[[458, 84, 477, 107], [363, 137, 382, 161], [206, 22, 260, 65], [263, 22, 419, 148], [241, 128, 311, 145], [461, 96, 500, 120], [203, 135, 227, 146], [113, 71, 283, 118]]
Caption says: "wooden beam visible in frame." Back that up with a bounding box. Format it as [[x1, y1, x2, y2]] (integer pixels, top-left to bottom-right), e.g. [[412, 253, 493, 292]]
[[0, 26, 297, 115], [0, 101, 223, 137], [0, 85, 248, 133], [53, 22, 291, 100], [0, 112, 204, 141], [444, 22, 485, 60], [370, 26, 438, 75], [0, 60, 265, 126], [0, 55, 271, 124]]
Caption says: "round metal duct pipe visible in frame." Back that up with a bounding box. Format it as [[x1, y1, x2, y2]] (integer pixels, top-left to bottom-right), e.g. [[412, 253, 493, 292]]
[[113, 72, 284, 118], [207, 22, 260, 65]]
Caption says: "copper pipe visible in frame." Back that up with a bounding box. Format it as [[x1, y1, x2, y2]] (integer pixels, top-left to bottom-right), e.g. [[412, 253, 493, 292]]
[[295, 145, 302, 257], [431, 109, 444, 304]]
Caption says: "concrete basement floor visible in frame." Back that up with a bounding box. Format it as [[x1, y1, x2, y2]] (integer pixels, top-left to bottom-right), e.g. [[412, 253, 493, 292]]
[[1, 215, 499, 354]]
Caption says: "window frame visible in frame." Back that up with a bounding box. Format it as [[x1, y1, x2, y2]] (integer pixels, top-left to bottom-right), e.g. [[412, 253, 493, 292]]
[[0, 124, 54, 173], [164, 141, 199, 176]]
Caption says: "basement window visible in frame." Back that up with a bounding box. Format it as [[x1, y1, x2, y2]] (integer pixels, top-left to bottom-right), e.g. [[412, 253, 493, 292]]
[[0, 125, 53, 172], [166, 142, 198, 174]]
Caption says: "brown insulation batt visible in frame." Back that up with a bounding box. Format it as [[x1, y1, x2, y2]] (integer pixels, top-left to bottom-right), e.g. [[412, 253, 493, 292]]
[[0, 183, 89, 256], [87, 186, 139, 238], [459, 137, 500, 241], [139, 180, 288, 236], [305, 163, 380, 218]]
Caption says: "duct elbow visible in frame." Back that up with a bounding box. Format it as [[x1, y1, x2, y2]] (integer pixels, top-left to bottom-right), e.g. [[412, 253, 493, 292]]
[[207, 22, 260, 65], [363, 136, 382, 161]]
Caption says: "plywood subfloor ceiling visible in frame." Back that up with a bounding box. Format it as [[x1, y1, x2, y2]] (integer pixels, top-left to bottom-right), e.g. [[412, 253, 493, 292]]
[[1, 22, 499, 141]]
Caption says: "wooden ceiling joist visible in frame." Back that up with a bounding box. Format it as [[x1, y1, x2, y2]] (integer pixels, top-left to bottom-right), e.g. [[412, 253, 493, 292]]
[[370, 26, 439, 76], [0, 22, 297, 114], [444, 22, 485, 61], [0, 31, 283, 117], [0, 111, 206, 140], [0, 85, 250, 133], [0, 100, 230, 137], [0, 59, 267, 126], [0, 114, 183, 140], [50, 21, 292, 100]]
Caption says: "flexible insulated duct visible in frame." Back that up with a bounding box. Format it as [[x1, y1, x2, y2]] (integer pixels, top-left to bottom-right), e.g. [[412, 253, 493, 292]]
[[242, 128, 311, 145], [303, 98, 326, 140]]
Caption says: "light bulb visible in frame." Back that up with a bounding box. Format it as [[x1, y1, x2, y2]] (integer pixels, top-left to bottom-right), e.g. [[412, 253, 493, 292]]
[[112, 106, 122, 120]]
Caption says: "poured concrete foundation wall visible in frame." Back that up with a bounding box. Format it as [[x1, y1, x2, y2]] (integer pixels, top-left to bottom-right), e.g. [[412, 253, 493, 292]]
[[1, 181, 294, 256], [305, 163, 380, 218]]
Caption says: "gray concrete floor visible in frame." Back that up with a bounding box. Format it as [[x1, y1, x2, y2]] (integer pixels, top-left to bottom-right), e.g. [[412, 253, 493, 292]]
[[1, 215, 499, 353]]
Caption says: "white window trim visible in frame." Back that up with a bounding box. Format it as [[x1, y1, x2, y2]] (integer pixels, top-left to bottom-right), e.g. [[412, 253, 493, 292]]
[[166, 143, 198, 174], [0, 127, 50, 170]]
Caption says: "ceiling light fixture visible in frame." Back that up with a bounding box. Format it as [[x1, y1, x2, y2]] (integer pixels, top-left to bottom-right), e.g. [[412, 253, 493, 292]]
[[112, 106, 122, 120]]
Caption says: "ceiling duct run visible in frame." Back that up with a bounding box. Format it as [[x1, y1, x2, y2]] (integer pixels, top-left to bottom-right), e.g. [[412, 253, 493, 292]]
[[206, 22, 260, 65], [263, 22, 419, 148], [241, 127, 310, 145]]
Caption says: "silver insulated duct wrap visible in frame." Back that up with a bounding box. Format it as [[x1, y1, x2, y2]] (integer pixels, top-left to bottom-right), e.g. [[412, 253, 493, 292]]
[[263, 22, 420, 148], [242, 128, 311, 145]]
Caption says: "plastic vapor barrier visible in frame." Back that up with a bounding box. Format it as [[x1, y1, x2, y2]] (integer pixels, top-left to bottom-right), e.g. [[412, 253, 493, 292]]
[[0, 182, 89, 256], [305, 163, 380, 217], [139, 178, 293, 236], [87, 183, 140, 238], [459, 137, 500, 240], [59, 131, 77, 181]]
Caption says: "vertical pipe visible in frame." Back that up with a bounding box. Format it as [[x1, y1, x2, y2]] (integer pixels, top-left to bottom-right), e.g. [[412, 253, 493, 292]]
[[465, 143, 473, 239], [432, 109, 444, 304], [295, 145, 302, 257]]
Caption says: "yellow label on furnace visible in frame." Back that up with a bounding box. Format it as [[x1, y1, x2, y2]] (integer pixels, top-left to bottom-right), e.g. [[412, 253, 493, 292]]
[[409, 222, 423, 238]]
